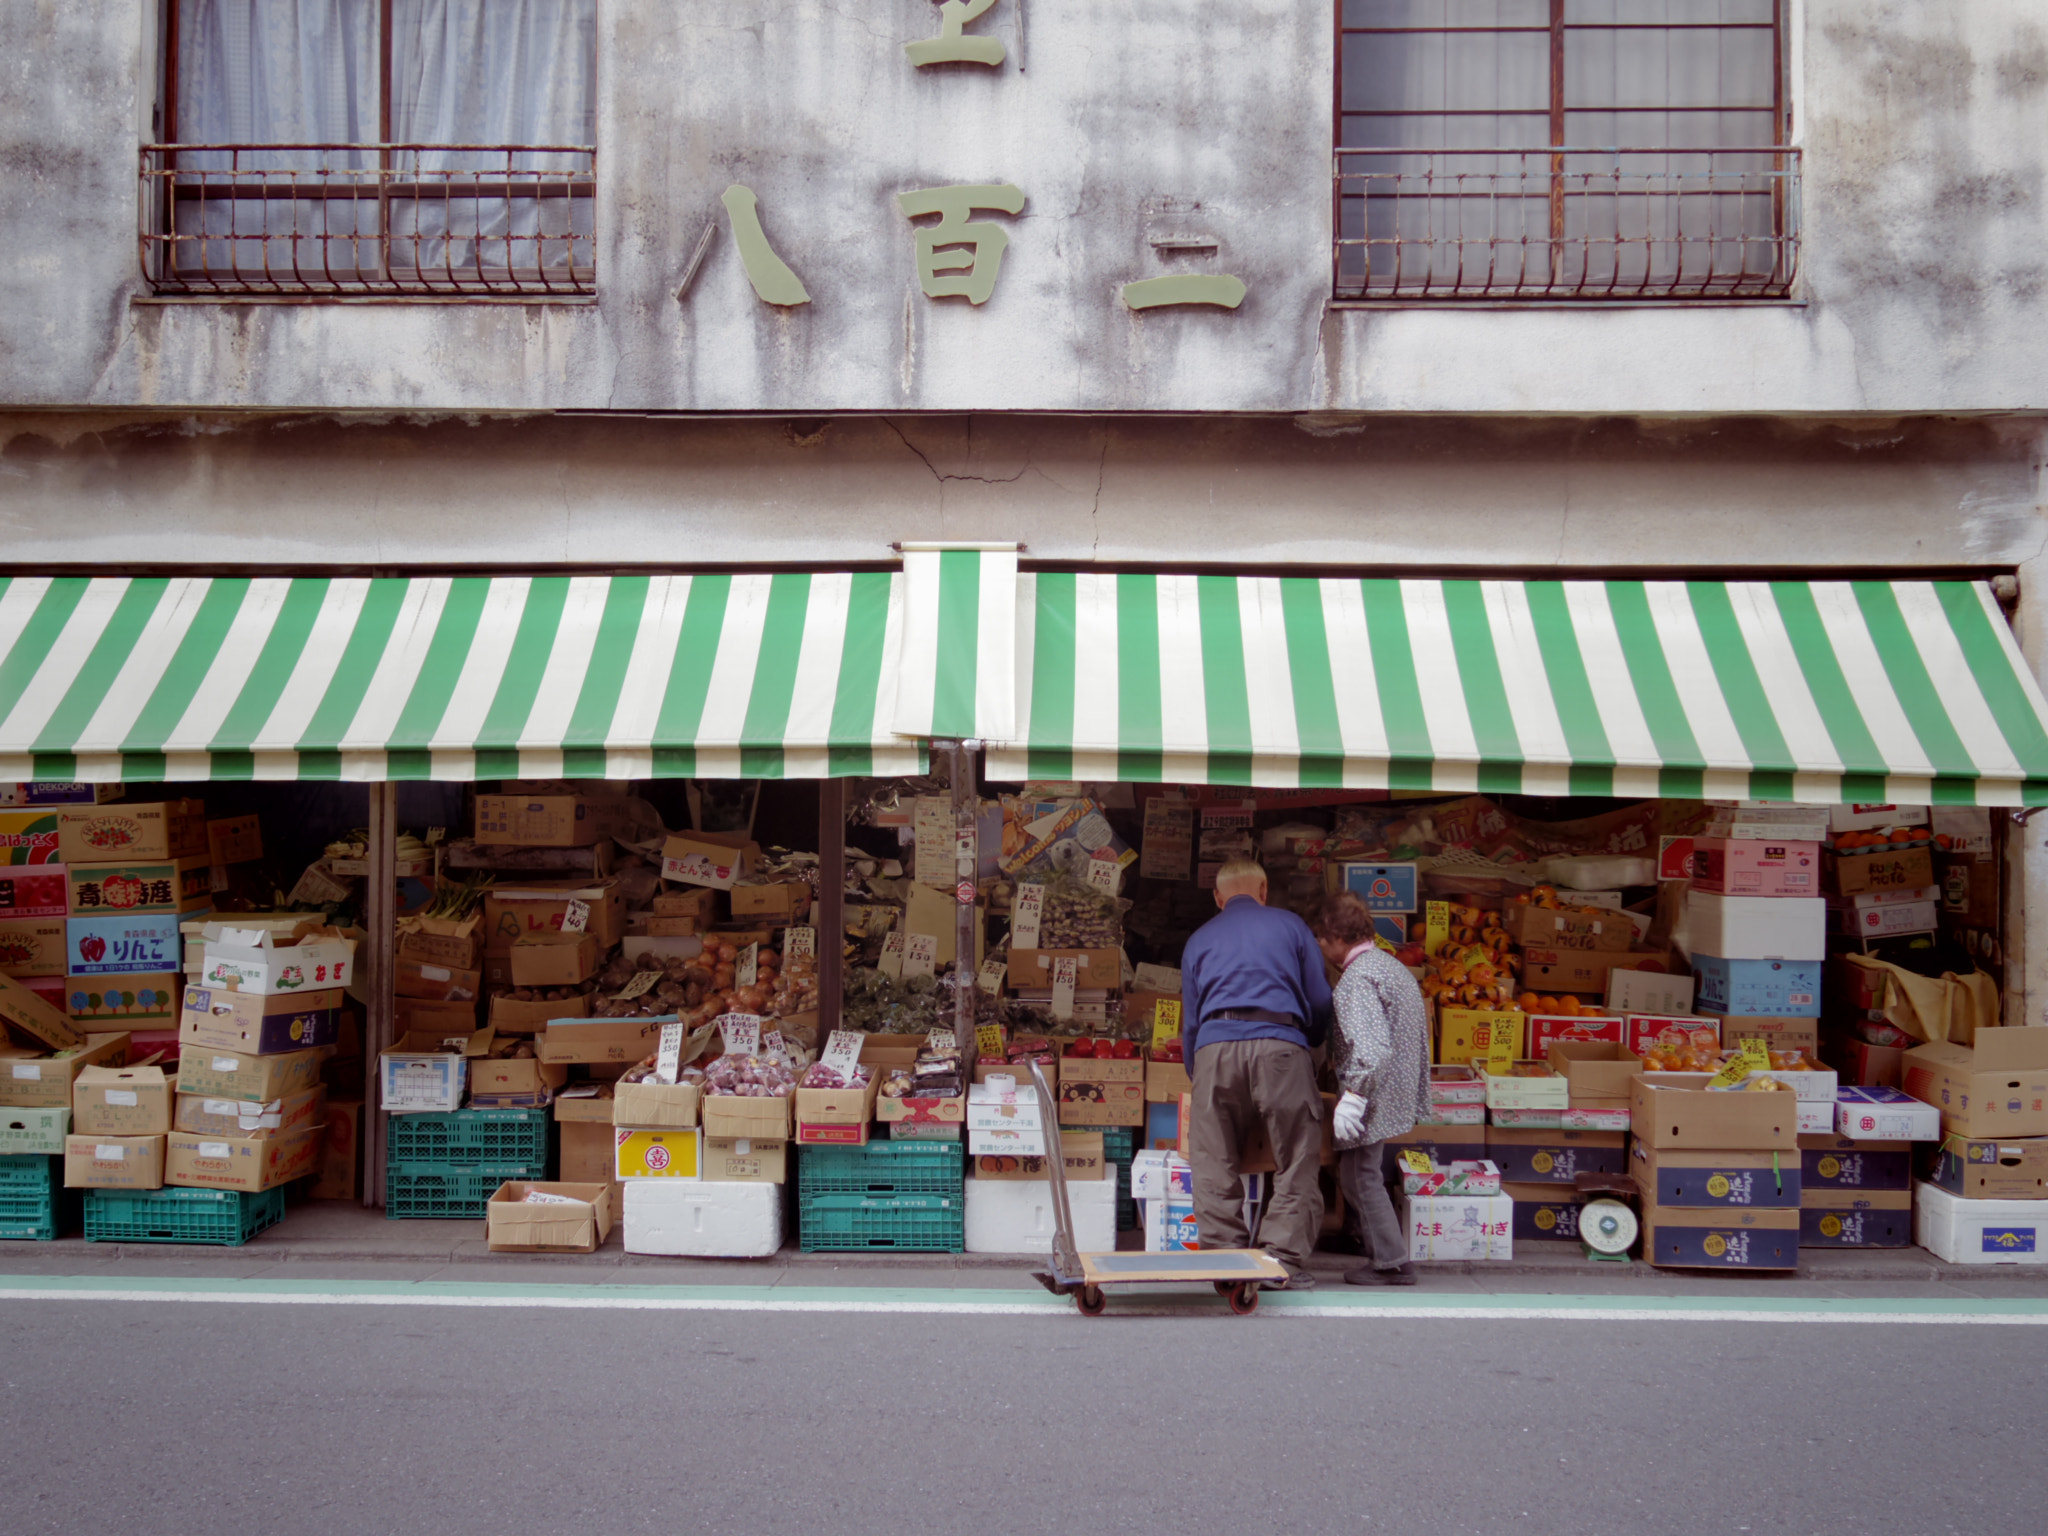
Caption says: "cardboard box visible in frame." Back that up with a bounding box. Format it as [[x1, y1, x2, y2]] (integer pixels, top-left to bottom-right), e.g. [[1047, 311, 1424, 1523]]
[[1605, 966, 1695, 1016], [1830, 846, 1937, 897], [1937, 850, 1999, 926], [475, 793, 618, 848], [57, 800, 207, 864], [1901, 1028, 2048, 1138], [1915, 1179, 2046, 1264], [1544, 1040, 1645, 1101], [378, 1030, 470, 1113], [660, 831, 760, 890], [558, 1118, 620, 1188], [483, 880, 627, 952], [205, 814, 263, 867], [395, 959, 483, 1003], [1691, 956, 1821, 1017], [173, 1043, 326, 1103], [173, 1084, 326, 1140], [163, 1124, 321, 1192], [0, 866, 70, 920], [396, 913, 485, 970], [0, 1031, 130, 1108], [1504, 1181, 1588, 1243], [1837, 889, 1939, 939], [65, 972, 180, 1026], [0, 916, 66, 977], [729, 882, 813, 921], [1799, 1134, 1912, 1194], [1502, 905, 1632, 953], [613, 1079, 702, 1130], [1830, 804, 1928, 833], [66, 912, 181, 975], [486, 991, 586, 1036], [1007, 949, 1123, 991], [1827, 1036, 1906, 1088], [1705, 1013, 1820, 1054], [974, 1130, 1106, 1181], [1054, 1075, 1145, 1127], [67, 857, 211, 918], [1835, 1086, 1942, 1141], [179, 985, 343, 1055], [1402, 1192, 1514, 1261], [467, 1050, 569, 1102], [1691, 838, 1821, 897], [1484, 1125, 1626, 1183], [701, 1092, 794, 1141], [1526, 1013, 1624, 1057], [1381, 1127, 1488, 1183], [0, 810, 63, 867], [196, 924, 355, 996], [794, 1072, 881, 1144], [1630, 1074, 1799, 1151], [616, 1126, 702, 1180], [1521, 950, 1666, 995], [0, 968, 85, 1049], [1631, 1140, 1800, 1208], [0, 1104, 69, 1154], [652, 887, 719, 921], [1798, 1190, 1913, 1249], [64, 1131, 165, 1189], [72, 1064, 173, 1136], [1686, 893, 1825, 961], [1928, 1134, 2048, 1199], [1639, 1196, 1799, 1269], [508, 932, 602, 988], [536, 1015, 668, 1065], [701, 1137, 789, 1183], [486, 1181, 615, 1251], [1437, 1008, 1525, 1066], [554, 1083, 615, 1122], [1478, 1061, 1568, 1112], [1145, 1057, 1192, 1104]]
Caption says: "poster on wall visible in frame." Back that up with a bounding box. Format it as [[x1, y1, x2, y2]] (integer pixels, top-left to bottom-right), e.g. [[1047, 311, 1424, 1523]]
[[1140, 798, 1194, 881]]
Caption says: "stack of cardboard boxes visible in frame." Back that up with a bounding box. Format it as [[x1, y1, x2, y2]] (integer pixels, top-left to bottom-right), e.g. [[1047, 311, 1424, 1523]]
[[59, 799, 211, 1047], [1688, 803, 1827, 1062], [0, 797, 70, 1019], [2, 971, 125, 1238], [1629, 1074, 1803, 1270], [1906, 1027, 2048, 1265]]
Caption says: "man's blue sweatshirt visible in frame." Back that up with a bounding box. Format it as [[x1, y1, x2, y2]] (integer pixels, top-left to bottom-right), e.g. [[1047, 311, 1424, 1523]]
[[1181, 896, 1334, 1059]]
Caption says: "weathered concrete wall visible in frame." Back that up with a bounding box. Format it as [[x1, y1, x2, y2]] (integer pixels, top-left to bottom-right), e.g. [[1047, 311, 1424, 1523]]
[[1, 1, 2045, 415], [1, 411, 2039, 571]]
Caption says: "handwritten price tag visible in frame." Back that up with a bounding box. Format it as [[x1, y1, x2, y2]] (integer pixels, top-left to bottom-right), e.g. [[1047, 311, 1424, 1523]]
[[903, 933, 939, 979], [821, 1030, 864, 1078], [718, 1013, 762, 1057], [977, 953, 1009, 996], [1050, 954, 1079, 1020], [613, 971, 663, 1001], [1400, 1148, 1433, 1176], [783, 925, 816, 960], [976, 1022, 1006, 1061], [762, 1028, 789, 1064], [736, 942, 759, 989], [1012, 883, 1044, 948], [1150, 998, 1183, 1051], [1085, 858, 1121, 896], [561, 898, 591, 934], [877, 931, 906, 980], [655, 1022, 685, 1085], [1737, 1037, 1773, 1072], [927, 1028, 958, 1052]]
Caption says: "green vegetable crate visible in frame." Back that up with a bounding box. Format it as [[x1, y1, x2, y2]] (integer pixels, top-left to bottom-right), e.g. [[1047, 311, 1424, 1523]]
[[0, 1154, 68, 1242], [83, 1186, 283, 1247]]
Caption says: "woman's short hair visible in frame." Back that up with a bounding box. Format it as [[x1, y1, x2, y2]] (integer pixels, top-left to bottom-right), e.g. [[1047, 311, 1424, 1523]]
[[1313, 889, 1377, 948]]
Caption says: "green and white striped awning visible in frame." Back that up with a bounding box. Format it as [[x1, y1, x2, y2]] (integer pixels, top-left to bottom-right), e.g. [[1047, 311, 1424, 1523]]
[[988, 575, 2048, 805], [0, 574, 923, 781]]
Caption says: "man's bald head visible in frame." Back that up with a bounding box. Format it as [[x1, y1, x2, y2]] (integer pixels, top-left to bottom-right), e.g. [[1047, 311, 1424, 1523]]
[[1213, 858, 1268, 909]]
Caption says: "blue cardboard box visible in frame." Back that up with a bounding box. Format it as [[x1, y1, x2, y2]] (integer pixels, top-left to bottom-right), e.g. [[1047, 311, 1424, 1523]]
[[1691, 954, 1822, 1017]]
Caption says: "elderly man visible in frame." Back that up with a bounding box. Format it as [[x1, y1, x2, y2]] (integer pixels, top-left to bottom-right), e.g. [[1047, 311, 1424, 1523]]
[[1179, 857, 1333, 1290]]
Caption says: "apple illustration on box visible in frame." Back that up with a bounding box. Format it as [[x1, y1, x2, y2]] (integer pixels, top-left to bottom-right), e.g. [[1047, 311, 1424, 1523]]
[[78, 935, 106, 964]]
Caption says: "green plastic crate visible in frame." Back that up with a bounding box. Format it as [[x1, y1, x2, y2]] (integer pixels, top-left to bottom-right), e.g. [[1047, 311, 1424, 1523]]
[[83, 1186, 283, 1246], [800, 1140, 963, 1198], [799, 1192, 963, 1252], [0, 1154, 62, 1241], [385, 1108, 550, 1168], [385, 1161, 542, 1220]]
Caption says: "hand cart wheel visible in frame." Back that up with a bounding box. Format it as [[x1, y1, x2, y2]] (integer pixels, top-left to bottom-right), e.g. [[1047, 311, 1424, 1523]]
[[1212, 1281, 1235, 1298], [1226, 1283, 1260, 1316], [1076, 1285, 1107, 1317]]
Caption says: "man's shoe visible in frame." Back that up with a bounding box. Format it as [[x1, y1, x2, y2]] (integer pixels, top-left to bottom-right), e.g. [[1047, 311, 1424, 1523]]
[[1261, 1270, 1318, 1292], [1344, 1262, 1418, 1286]]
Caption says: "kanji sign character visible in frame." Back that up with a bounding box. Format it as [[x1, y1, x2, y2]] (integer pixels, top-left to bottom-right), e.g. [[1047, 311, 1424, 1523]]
[[721, 185, 811, 307], [897, 183, 1025, 304], [906, 0, 1005, 68]]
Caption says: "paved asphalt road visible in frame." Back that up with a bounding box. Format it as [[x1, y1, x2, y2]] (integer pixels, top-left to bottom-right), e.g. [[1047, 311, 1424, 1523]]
[[3, 1270, 2046, 1536]]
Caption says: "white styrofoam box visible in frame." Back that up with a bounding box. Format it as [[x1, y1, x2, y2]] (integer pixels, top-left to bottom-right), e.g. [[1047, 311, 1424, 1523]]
[[623, 1178, 782, 1258], [1830, 804, 1929, 833], [1141, 1196, 1200, 1253], [1402, 1193, 1515, 1261], [1914, 1180, 2046, 1265], [1837, 1086, 1942, 1141], [1129, 1148, 1193, 1202], [963, 1176, 1114, 1254], [1837, 896, 1939, 939], [1685, 892, 1826, 961]]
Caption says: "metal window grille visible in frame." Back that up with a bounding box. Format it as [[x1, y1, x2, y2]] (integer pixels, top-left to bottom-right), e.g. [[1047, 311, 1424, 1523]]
[[139, 143, 596, 297]]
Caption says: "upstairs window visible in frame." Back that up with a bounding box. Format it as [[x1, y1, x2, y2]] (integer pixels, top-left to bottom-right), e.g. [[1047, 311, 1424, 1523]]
[[1336, 1, 1797, 301], [143, 0, 597, 297]]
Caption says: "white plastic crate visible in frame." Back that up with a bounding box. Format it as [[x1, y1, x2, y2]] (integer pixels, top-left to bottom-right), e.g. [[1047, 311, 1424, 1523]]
[[963, 1176, 1114, 1254], [623, 1178, 782, 1259], [1913, 1180, 2046, 1265]]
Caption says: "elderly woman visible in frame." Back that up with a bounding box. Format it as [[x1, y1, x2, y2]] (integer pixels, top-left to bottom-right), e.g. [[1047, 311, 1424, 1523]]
[[1314, 889, 1433, 1286]]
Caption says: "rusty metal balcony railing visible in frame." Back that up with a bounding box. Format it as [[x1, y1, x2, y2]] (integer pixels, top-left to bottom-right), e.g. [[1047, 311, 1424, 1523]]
[[1334, 146, 1800, 302], [139, 143, 596, 298]]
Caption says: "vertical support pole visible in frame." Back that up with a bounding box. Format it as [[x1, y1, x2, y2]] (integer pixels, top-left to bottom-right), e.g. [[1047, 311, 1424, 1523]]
[[361, 780, 397, 1209], [952, 740, 980, 1040], [817, 777, 845, 1038], [2008, 547, 2048, 1027]]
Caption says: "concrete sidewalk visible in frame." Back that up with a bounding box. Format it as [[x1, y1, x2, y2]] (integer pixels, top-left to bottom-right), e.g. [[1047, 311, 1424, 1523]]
[[3, 1199, 2044, 1292]]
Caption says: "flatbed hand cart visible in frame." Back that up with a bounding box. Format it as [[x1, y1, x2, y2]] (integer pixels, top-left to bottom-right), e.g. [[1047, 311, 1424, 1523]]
[[1019, 1060, 1287, 1315]]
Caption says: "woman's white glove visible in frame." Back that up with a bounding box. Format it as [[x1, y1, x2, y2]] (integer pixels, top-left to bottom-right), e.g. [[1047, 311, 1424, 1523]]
[[1333, 1091, 1369, 1142]]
